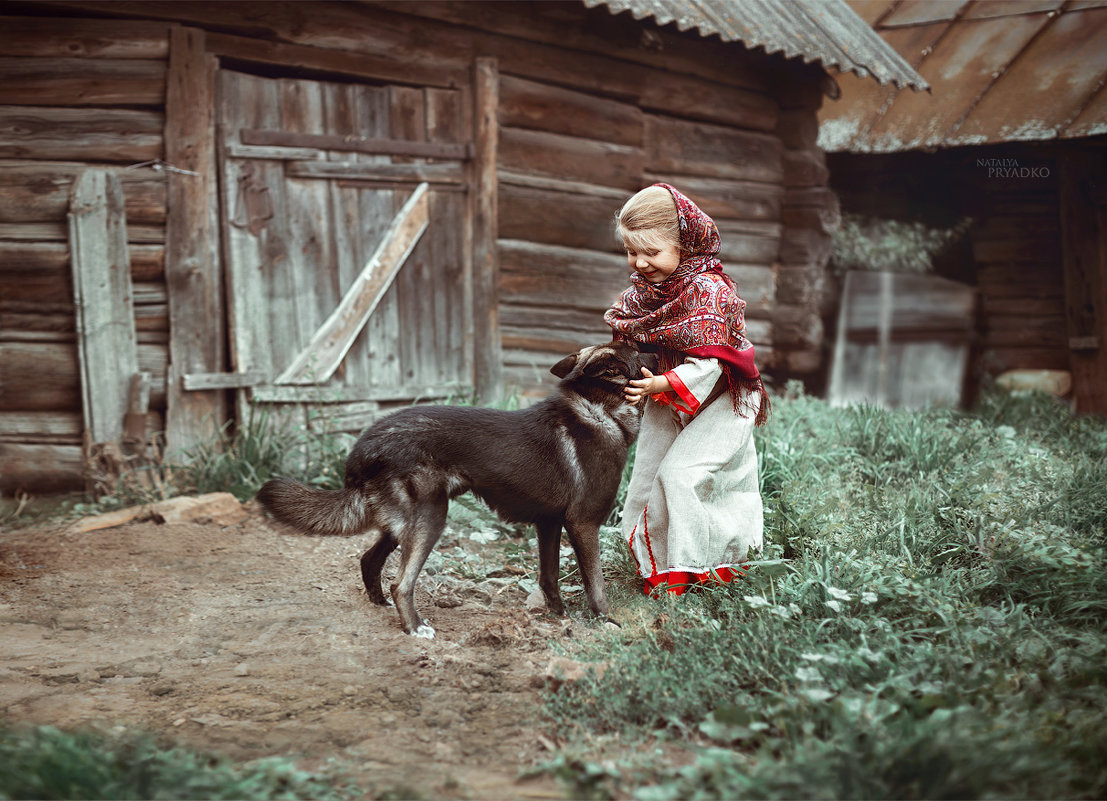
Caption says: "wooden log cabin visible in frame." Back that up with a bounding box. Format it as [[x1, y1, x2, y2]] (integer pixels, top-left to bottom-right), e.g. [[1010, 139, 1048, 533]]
[[0, 1, 924, 492]]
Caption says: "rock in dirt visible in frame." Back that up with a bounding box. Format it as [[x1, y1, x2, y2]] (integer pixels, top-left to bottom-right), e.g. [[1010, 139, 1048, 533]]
[[525, 588, 547, 612]]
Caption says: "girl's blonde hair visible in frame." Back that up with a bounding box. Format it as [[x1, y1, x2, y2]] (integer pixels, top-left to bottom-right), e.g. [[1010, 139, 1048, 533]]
[[615, 185, 680, 254]]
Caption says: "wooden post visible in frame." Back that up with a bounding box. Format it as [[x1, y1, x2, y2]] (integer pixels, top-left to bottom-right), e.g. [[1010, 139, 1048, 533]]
[[1058, 149, 1107, 416], [471, 57, 503, 403], [164, 25, 226, 454], [69, 170, 138, 446]]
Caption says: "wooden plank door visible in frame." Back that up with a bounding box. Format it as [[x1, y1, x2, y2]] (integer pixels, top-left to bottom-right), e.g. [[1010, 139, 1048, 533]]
[[215, 70, 473, 431]]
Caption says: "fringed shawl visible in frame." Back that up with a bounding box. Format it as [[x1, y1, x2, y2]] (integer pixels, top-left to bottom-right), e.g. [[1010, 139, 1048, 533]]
[[604, 183, 770, 425]]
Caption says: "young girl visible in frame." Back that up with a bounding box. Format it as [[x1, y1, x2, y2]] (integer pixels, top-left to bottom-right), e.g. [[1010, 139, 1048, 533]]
[[604, 183, 769, 596]]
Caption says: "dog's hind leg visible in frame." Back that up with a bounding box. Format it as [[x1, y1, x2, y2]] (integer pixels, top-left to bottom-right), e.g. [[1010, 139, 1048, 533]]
[[536, 519, 566, 616], [390, 490, 448, 638], [360, 531, 398, 605], [565, 521, 610, 619]]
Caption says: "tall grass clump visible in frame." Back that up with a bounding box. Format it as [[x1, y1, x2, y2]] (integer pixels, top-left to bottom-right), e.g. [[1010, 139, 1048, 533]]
[[546, 385, 1107, 800], [0, 724, 352, 800], [175, 406, 353, 501]]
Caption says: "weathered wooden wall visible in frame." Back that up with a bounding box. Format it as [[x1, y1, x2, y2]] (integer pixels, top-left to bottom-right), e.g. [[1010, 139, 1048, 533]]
[[1, 1, 835, 490], [1, 19, 174, 491]]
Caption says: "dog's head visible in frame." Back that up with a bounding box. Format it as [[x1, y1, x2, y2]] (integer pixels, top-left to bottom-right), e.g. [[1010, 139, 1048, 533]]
[[550, 343, 656, 386]]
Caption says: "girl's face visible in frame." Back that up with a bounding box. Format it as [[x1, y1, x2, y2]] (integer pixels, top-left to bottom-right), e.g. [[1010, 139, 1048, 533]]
[[625, 241, 681, 283]]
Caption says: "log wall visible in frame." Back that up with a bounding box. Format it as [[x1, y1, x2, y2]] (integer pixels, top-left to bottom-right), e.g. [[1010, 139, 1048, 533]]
[[1, 1, 836, 489], [973, 170, 1068, 376], [1, 19, 173, 491]]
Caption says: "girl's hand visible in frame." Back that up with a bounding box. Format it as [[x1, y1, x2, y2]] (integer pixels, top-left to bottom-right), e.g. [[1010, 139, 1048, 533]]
[[624, 367, 671, 404]]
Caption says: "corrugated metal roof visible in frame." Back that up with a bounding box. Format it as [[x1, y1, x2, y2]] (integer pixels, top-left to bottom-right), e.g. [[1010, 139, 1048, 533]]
[[818, 0, 1107, 152], [581, 0, 929, 90]]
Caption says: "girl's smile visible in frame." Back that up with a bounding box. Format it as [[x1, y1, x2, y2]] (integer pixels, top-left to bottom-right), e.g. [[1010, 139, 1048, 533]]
[[626, 242, 681, 283]]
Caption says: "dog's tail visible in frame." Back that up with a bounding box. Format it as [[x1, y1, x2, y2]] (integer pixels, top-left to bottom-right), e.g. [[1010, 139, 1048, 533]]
[[256, 477, 371, 537]]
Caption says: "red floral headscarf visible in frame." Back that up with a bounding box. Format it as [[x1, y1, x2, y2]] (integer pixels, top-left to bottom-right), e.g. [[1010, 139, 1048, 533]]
[[604, 183, 769, 424]]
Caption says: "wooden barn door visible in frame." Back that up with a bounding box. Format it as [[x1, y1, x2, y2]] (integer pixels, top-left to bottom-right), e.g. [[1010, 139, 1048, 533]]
[[214, 70, 475, 431]]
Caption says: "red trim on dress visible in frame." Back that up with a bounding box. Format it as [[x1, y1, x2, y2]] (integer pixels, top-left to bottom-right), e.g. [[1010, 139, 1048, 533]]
[[662, 369, 700, 415], [650, 391, 695, 415], [643, 565, 748, 596], [627, 526, 642, 574], [686, 344, 758, 379], [628, 505, 658, 577], [640, 507, 658, 576]]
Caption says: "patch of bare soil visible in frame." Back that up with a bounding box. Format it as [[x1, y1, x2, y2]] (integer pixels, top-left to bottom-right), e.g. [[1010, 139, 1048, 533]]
[[0, 500, 588, 799]]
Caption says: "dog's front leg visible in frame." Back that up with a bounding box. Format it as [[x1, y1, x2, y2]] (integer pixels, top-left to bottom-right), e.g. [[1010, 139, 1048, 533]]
[[564, 521, 609, 619], [536, 519, 566, 616]]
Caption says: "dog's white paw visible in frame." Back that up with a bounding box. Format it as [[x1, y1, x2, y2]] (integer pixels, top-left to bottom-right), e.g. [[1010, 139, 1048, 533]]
[[412, 623, 436, 640]]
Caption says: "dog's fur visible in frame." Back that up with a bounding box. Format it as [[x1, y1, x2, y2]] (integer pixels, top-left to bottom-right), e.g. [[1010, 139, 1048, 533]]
[[256, 343, 651, 638]]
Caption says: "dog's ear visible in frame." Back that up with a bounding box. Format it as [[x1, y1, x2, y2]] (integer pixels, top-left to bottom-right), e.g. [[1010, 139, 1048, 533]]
[[550, 352, 579, 379]]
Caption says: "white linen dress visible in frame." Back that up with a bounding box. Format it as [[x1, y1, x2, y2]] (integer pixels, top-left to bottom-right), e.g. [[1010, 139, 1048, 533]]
[[622, 356, 763, 594]]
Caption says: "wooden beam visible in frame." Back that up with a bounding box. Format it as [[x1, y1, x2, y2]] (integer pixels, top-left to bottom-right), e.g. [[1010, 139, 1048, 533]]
[[497, 169, 627, 201], [499, 183, 618, 253], [0, 442, 84, 492], [645, 116, 783, 184], [287, 160, 465, 185], [240, 129, 472, 160], [0, 412, 83, 443], [182, 371, 267, 391], [164, 25, 226, 452], [275, 182, 431, 386], [68, 169, 138, 445], [0, 57, 167, 106], [499, 74, 645, 148], [0, 166, 74, 223], [0, 106, 162, 162], [252, 382, 469, 405], [205, 30, 468, 91], [498, 126, 643, 191], [0, 17, 171, 59], [471, 57, 502, 402]]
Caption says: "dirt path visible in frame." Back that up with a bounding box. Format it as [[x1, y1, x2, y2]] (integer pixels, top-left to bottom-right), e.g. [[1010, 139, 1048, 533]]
[[0, 501, 581, 799]]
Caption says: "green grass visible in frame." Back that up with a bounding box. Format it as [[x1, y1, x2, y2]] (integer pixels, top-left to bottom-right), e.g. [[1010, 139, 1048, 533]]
[[544, 385, 1107, 800], [0, 724, 353, 801]]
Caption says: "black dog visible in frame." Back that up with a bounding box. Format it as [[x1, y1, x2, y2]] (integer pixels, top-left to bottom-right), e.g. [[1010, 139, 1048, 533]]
[[257, 343, 650, 638]]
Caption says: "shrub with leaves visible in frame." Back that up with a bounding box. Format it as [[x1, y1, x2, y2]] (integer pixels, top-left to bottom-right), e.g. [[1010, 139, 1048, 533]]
[[830, 213, 973, 276]]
